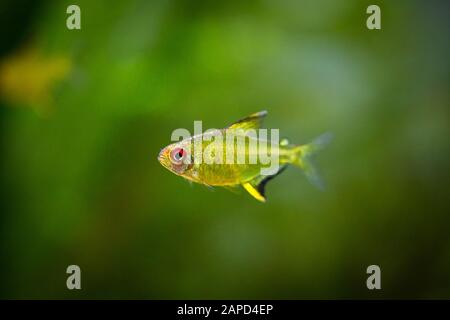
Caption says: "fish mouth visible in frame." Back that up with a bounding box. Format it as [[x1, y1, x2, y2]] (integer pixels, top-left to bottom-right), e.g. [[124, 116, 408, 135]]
[[157, 148, 164, 162], [157, 148, 171, 169]]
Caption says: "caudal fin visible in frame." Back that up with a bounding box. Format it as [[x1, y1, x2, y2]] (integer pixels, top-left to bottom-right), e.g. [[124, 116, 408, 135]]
[[291, 132, 333, 190]]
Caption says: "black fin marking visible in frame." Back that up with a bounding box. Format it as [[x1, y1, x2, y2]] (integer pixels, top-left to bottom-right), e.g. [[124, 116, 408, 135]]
[[256, 165, 287, 199]]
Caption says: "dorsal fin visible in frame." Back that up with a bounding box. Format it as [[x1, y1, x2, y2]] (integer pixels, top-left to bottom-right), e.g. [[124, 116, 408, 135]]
[[242, 165, 287, 202], [227, 110, 267, 130]]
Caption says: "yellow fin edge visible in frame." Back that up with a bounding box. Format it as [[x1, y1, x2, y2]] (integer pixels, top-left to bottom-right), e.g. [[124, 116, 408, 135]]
[[242, 182, 266, 202]]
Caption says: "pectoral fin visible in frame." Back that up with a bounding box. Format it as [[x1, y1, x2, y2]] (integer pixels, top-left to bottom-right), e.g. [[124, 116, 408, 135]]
[[242, 165, 287, 202]]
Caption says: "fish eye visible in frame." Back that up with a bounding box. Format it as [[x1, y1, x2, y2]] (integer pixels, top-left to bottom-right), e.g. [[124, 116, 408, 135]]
[[171, 147, 185, 163]]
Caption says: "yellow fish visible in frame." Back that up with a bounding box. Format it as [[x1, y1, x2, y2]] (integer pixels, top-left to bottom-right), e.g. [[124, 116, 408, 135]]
[[158, 111, 331, 202]]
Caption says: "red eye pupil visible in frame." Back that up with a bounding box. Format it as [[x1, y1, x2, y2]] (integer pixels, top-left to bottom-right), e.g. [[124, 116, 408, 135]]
[[172, 148, 185, 162]]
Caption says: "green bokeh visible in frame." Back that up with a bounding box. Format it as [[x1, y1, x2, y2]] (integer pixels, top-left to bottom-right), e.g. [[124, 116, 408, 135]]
[[0, 0, 449, 298]]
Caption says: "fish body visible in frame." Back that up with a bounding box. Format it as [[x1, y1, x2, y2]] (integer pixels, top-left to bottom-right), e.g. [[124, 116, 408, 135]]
[[158, 111, 331, 202]]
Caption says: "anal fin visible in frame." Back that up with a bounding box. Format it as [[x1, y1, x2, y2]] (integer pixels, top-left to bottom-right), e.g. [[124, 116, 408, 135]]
[[242, 182, 266, 202], [242, 165, 287, 202]]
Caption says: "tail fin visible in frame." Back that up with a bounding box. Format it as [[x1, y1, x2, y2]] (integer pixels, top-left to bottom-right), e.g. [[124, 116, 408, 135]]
[[291, 132, 333, 190]]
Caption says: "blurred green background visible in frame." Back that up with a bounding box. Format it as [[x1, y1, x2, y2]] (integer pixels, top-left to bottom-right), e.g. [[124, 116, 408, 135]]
[[0, 0, 449, 299]]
